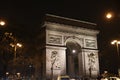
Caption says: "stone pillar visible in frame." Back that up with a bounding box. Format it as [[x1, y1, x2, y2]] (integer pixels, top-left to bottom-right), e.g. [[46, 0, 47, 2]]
[[46, 46, 66, 80]]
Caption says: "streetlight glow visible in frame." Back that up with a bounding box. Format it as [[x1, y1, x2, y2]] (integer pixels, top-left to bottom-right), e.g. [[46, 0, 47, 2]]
[[105, 12, 114, 20], [6, 72, 9, 75], [106, 13, 112, 19], [0, 21, 5, 26], [17, 43, 22, 47], [10, 43, 22, 48], [118, 41, 120, 44], [111, 40, 120, 45], [111, 40, 117, 45]]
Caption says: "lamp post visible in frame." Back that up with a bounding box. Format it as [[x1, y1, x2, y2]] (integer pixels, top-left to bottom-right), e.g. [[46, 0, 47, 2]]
[[10, 43, 22, 62], [0, 20, 6, 33], [10, 42, 22, 76], [111, 40, 120, 56], [111, 40, 120, 76]]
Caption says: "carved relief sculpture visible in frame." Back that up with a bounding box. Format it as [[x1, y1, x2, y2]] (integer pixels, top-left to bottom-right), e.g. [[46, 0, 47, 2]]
[[87, 52, 97, 77], [51, 51, 61, 80], [88, 52, 96, 71]]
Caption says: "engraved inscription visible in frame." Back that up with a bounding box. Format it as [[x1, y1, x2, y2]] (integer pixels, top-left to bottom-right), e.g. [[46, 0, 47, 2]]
[[85, 39, 96, 48], [48, 34, 62, 44]]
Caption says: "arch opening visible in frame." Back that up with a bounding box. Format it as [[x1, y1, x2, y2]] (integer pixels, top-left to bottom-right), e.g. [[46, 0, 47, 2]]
[[66, 40, 82, 78]]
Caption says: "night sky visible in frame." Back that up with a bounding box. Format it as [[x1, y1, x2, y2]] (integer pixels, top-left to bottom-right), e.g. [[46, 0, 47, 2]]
[[0, 0, 120, 74]]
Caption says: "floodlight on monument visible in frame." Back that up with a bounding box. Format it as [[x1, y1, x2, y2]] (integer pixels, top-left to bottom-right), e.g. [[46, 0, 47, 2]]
[[72, 49, 76, 53]]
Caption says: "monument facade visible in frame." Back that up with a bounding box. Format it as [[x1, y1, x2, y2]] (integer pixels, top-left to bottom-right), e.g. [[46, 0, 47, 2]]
[[38, 14, 99, 80]]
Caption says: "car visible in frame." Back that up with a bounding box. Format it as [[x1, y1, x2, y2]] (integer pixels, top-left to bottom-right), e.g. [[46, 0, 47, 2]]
[[108, 77, 120, 80], [101, 77, 120, 80], [101, 78, 108, 80], [57, 75, 70, 80]]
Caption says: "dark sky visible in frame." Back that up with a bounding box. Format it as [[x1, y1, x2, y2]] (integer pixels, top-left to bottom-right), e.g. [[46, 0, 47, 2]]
[[0, 0, 120, 74]]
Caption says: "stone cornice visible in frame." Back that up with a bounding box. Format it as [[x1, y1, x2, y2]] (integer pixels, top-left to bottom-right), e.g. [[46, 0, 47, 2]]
[[45, 14, 98, 30], [45, 21, 99, 36]]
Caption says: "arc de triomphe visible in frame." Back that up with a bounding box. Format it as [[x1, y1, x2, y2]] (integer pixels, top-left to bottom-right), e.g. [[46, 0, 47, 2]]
[[38, 14, 99, 80]]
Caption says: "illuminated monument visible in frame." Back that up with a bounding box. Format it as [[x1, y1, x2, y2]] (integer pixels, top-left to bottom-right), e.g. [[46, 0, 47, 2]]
[[38, 14, 99, 80]]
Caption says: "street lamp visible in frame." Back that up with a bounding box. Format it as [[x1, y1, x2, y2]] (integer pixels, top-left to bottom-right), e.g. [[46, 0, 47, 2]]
[[111, 40, 120, 56], [10, 43, 22, 61], [10, 42, 22, 76], [111, 40, 120, 76]]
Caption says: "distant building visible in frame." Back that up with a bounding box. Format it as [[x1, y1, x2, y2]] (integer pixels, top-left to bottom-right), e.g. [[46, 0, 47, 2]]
[[36, 14, 99, 80]]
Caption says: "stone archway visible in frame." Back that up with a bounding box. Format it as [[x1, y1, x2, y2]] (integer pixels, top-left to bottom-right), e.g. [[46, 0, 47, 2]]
[[39, 14, 99, 80], [66, 39, 82, 78]]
